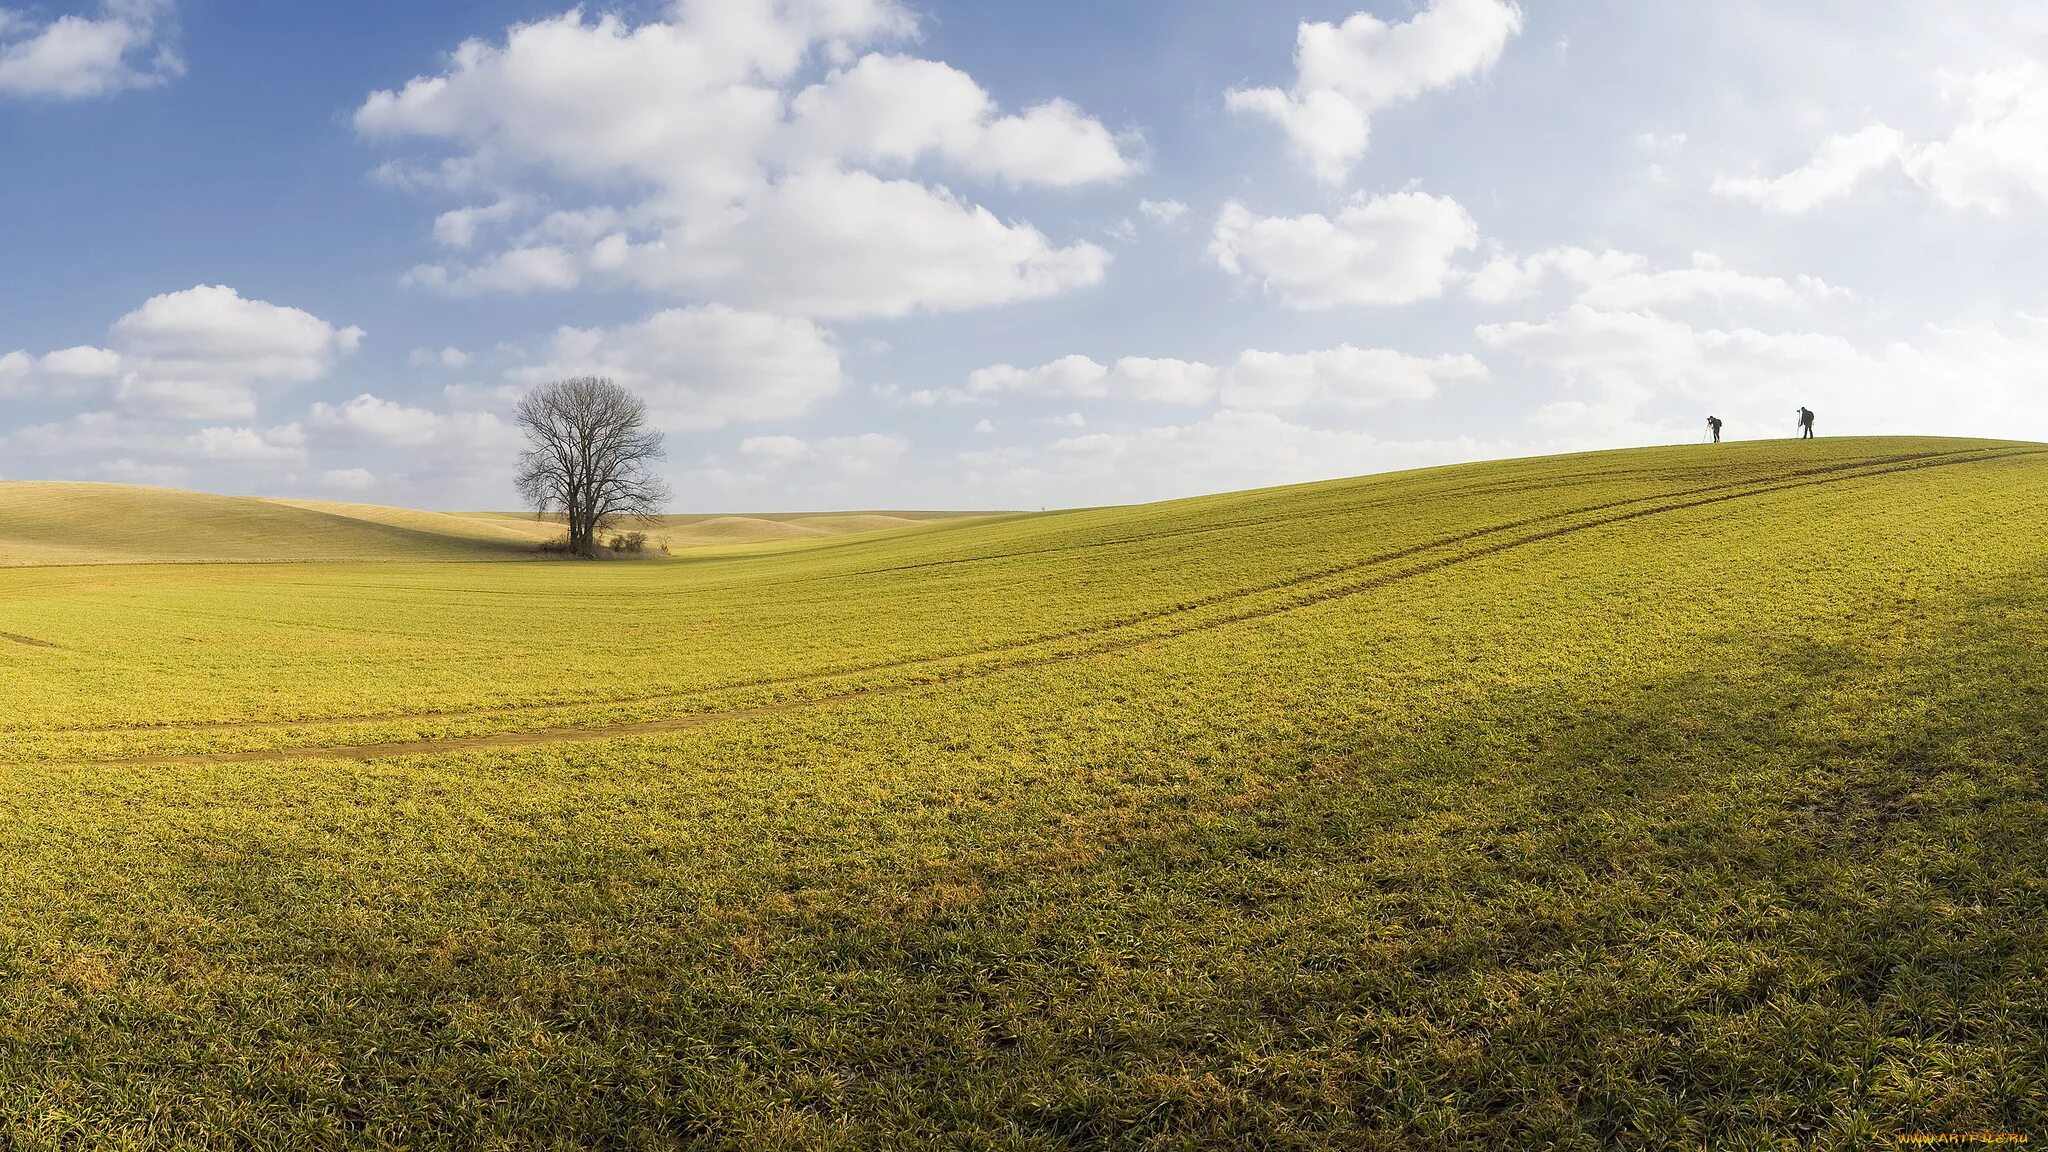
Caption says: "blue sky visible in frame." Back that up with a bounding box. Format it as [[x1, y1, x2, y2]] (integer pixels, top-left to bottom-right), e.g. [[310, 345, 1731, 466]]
[[4, 0, 2047, 510]]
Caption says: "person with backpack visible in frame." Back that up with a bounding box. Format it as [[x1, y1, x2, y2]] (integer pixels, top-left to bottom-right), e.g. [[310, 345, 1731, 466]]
[[1707, 416, 1723, 443], [1796, 407, 1815, 439]]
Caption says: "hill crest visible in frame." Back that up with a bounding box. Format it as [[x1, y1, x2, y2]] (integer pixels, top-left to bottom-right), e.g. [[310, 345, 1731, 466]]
[[0, 481, 995, 566]]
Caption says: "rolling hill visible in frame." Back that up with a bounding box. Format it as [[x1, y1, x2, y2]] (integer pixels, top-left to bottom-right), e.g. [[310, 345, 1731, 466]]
[[0, 481, 993, 565], [1, 436, 2044, 1148], [451, 509, 997, 549]]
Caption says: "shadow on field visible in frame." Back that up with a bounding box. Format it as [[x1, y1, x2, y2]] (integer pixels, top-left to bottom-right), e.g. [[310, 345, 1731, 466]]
[[688, 572, 2048, 1150], [6, 571, 2046, 1149]]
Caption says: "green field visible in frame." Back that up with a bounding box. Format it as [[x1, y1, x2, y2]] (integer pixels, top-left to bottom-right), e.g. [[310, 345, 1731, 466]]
[[2, 436, 2045, 1148]]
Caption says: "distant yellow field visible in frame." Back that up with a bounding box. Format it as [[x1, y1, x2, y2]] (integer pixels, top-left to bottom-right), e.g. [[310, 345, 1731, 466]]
[[0, 482, 532, 566], [0, 482, 994, 565], [454, 508, 996, 549]]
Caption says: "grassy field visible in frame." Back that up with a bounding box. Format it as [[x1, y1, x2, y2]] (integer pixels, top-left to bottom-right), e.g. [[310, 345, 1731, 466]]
[[1, 436, 2044, 1149]]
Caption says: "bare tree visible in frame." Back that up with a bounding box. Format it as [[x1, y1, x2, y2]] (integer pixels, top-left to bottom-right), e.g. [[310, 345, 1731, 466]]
[[515, 377, 671, 557]]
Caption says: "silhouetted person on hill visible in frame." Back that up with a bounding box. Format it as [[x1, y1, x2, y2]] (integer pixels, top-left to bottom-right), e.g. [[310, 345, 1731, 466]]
[[1797, 407, 1816, 439], [1707, 416, 1723, 443]]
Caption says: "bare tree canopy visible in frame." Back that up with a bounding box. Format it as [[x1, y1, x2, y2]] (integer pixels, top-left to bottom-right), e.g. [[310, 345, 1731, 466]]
[[515, 377, 672, 557]]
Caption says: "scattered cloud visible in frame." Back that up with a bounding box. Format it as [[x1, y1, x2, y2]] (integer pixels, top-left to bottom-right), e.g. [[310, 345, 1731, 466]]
[[1210, 192, 1478, 308], [98, 458, 188, 486], [1575, 255, 1845, 312], [966, 354, 1119, 400], [1904, 63, 2048, 214], [409, 346, 474, 369], [1467, 246, 1645, 305], [961, 409, 1500, 507], [1221, 346, 1486, 410], [431, 199, 524, 248], [356, 2, 1129, 318], [1468, 247, 1845, 312], [1712, 125, 1907, 214], [1475, 303, 2048, 438], [306, 394, 520, 496], [1139, 198, 1190, 227], [784, 52, 1136, 187], [1477, 305, 1855, 405], [1228, 0, 1523, 182], [185, 423, 308, 466], [966, 345, 1482, 411], [2, 285, 363, 419], [1714, 64, 2048, 216], [1107, 358, 1225, 405], [738, 434, 812, 463], [397, 170, 1110, 318], [733, 431, 910, 476], [320, 467, 377, 492], [311, 394, 450, 449], [0, 0, 182, 99], [963, 355, 1221, 404], [507, 304, 845, 429], [0, 350, 31, 395], [2, 411, 309, 476], [441, 381, 525, 409], [1637, 131, 1687, 183], [818, 432, 912, 474]]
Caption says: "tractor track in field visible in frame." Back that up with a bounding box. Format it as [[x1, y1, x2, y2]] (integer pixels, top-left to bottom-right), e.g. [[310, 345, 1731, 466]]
[[42, 445, 2039, 769], [0, 631, 60, 649], [735, 449, 1989, 584], [42, 445, 2008, 746], [16, 447, 1981, 745]]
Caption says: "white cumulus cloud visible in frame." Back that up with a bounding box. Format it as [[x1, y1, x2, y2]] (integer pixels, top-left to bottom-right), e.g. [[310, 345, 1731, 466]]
[[1228, 0, 1523, 183], [1712, 125, 1907, 215], [1904, 63, 2048, 214], [1211, 192, 1479, 309], [354, 1, 1130, 318], [1713, 64, 2048, 217], [2, 285, 363, 419], [732, 431, 910, 482], [0, 0, 182, 99], [0, 411, 317, 479], [574, 170, 1109, 319], [1478, 302, 2048, 441], [967, 346, 1482, 411], [1222, 347, 1486, 410], [963, 409, 1499, 507], [509, 304, 845, 430], [1139, 198, 1190, 227], [409, 347, 474, 369], [320, 468, 377, 492], [310, 394, 450, 449], [1468, 247, 1845, 312], [185, 423, 308, 466], [784, 53, 1134, 187]]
